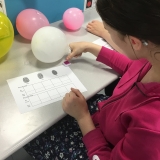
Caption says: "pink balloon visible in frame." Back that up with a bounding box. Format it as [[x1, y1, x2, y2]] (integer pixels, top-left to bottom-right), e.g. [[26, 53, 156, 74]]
[[16, 9, 49, 40], [63, 8, 84, 31]]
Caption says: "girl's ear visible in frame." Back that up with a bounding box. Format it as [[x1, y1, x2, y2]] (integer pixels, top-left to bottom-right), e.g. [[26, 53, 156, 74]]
[[129, 36, 142, 51]]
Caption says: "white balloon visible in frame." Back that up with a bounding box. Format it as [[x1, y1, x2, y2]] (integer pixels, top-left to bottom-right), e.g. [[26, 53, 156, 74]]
[[31, 26, 68, 63]]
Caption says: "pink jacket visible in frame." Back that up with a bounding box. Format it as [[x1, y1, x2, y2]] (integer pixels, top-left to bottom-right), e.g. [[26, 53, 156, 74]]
[[83, 47, 160, 160]]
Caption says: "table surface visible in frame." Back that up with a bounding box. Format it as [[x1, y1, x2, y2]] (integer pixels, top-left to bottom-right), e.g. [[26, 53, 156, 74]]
[[0, 9, 118, 159]]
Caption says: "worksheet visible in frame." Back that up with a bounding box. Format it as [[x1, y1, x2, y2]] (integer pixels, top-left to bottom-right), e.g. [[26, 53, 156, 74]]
[[93, 38, 113, 50], [7, 65, 87, 113]]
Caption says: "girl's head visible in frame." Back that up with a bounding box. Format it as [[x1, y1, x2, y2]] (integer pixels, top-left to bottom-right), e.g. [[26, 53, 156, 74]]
[[96, 0, 160, 60]]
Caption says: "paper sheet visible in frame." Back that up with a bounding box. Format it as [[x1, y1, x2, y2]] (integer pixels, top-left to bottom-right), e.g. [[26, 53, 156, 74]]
[[7, 65, 87, 113], [93, 38, 113, 50]]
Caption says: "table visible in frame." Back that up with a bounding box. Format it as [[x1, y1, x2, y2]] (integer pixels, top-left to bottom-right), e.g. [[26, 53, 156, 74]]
[[0, 9, 118, 159]]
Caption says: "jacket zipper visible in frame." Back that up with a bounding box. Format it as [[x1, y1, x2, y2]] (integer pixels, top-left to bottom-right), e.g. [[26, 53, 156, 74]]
[[101, 62, 151, 109]]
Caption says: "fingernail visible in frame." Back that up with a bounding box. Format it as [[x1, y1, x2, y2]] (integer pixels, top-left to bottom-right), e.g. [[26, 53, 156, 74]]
[[68, 46, 71, 53]]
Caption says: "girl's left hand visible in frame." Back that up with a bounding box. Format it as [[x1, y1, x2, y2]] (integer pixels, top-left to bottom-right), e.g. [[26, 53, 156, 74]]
[[62, 88, 89, 121]]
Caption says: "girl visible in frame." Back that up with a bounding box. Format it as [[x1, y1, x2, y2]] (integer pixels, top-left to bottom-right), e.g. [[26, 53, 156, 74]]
[[25, 0, 160, 159]]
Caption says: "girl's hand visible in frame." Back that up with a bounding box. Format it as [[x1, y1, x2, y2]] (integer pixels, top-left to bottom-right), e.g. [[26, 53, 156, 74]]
[[62, 88, 89, 121], [67, 42, 102, 60], [66, 42, 89, 61], [87, 20, 106, 38]]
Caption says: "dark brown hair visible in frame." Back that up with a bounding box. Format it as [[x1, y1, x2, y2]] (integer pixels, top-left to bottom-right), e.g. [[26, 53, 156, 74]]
[[96, 0, 160, 45]]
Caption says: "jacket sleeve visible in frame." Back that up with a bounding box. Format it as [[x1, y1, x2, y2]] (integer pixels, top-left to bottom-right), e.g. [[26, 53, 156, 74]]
[[96, 47, 133, 76], [83, 126, 160, 160]]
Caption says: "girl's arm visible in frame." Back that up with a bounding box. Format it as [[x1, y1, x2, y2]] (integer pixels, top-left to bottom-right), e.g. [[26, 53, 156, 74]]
[[67, 42, 132, 76]]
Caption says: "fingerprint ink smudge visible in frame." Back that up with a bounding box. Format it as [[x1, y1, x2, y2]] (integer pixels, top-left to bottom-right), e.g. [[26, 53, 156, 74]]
[[23, 77, 29, 83], [37, 73, 43, 79], [52, 70, 58, 75]]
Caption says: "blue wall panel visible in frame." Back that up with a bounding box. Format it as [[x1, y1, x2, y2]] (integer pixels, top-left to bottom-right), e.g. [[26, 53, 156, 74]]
[[5, 0, 84, 34]]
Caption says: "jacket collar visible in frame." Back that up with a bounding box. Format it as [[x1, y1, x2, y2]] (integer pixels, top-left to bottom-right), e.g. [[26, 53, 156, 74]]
[[136, 82, 160, 97], [117, 59, 149, 88]]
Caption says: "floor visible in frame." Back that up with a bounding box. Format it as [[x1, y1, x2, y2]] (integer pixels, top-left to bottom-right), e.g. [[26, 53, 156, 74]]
[[5, 89, 105, 160], [5, 148, 34, 160]]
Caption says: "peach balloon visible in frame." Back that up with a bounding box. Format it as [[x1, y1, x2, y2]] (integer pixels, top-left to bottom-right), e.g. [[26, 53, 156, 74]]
[[63, 8, 84, 31], [16, 9, 49, 40]]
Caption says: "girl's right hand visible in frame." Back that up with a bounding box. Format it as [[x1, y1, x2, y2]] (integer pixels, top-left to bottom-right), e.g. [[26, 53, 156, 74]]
[[66, 42, 89, 61]]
